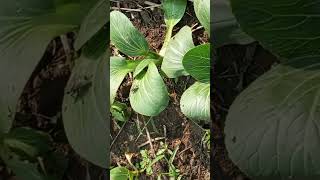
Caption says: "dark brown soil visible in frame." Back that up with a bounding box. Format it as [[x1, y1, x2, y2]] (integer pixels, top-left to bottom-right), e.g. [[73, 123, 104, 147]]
[[212, 43, 279, 180], [110, 1, 210, 179]]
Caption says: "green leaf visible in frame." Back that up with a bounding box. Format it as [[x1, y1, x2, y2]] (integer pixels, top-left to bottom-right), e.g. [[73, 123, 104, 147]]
[[161, 26, 194, 78], [133, 59, 156, 78], [180, 82, 210, 121], [110, 57, 137, 104], [183, 44, 210, 83], [62, 52, 109, 168], [110, 167, 131, 180], [74, 0, 109, 50], [3, 127, 50, 158], [82, 24, 108, 59], [163, 0, 187, 28], [194, 0, 210, 33], [129, 62, 169, 116], [6, 157, 46, 180], [212, 0, 254, 47], [231, 0, 320, 60], [225, 57, 320, 178], [0, 147, 46, 180], [111, 101, 131, 122], [110, 11, 149, 56], [0, 0, 95, 133]]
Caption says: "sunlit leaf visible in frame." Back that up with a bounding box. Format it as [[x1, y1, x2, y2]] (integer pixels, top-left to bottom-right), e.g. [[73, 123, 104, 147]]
[[163, 0, 187, 28], [110, 11, 149, 56], [194, 0, 210, 33], [133, 59, 159, 78], [180, 82, 210, 121], [110, 167, 131, 180], [130, 62, 169, 116], [110, 57, 137, 104], [161, 26, 194, 78], [183, 44, 210, 83]]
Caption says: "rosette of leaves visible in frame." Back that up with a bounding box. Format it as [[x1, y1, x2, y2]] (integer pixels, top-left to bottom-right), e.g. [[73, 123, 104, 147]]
[[0, 0, 110, 173], [110, 0, 210, 120], [110, 0, 188, 117], [222, 0, 320, 179], [110, 0, 210, 122], [162, 0, 210, 122]]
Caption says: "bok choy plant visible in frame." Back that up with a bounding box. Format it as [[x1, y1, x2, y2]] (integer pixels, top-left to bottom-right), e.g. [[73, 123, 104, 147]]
[[110, 0, 210, 123]]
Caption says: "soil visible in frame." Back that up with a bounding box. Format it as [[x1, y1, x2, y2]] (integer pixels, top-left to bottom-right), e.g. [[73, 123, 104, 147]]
[[212, 43, 279, 180], [110, 0, 210, 179]]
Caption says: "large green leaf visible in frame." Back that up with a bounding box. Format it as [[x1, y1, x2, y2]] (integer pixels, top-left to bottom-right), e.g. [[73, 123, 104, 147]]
[[231, 0, 320, 60], [110, 11, 149, 56], [183, 44, 210, 83], [194, 0, 210, 33], [161, 26, 194, 78], [0, 0, 94, 133], [63, 51, 109, 168], [74, 0, 109, 50], [163, 0, 187, 28], [212, 0, 254, 47], [180, 82, 210, 121], [225, 57, 320, 179], [129, 62, 169, 116], [110, 56, 136, 104], [3, 127, 50, 158]]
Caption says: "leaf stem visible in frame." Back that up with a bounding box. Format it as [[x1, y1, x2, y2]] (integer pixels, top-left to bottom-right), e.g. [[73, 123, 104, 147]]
[[146, 51, 161, 59], [159, 25, 174, 56], [127, 60, 141, 70]]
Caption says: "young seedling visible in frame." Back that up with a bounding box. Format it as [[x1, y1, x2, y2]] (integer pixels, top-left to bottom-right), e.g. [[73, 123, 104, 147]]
[[140, 149, 165, 176], [111, 101, 131, 125], [156, 142, 182, 180], [201, 130, 210, 152]]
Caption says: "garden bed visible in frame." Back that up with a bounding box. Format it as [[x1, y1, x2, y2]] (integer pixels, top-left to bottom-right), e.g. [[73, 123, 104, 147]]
[[110, 0, 210, 179]]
